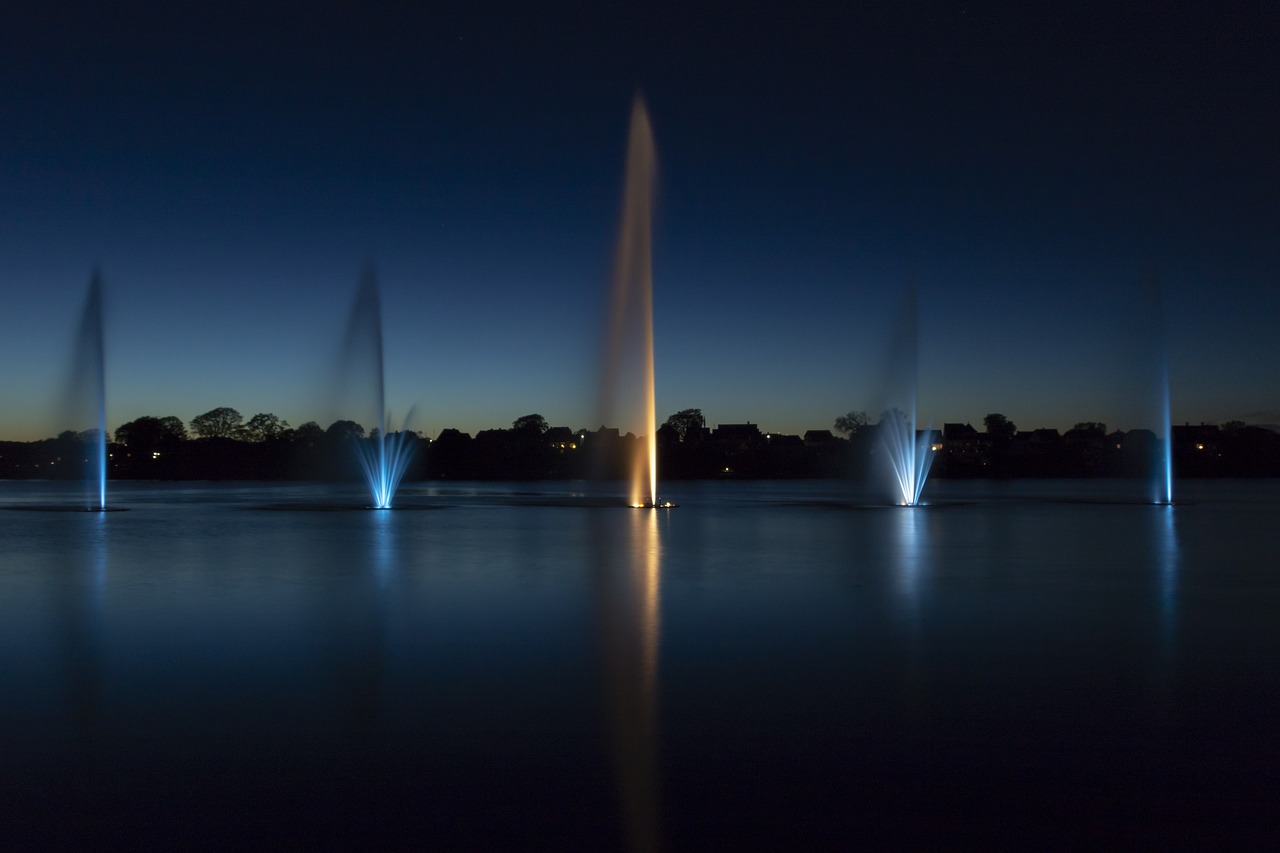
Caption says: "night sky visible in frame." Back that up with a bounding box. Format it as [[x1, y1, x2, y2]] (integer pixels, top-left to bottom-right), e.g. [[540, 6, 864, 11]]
[[2, 2, 1276, 442]]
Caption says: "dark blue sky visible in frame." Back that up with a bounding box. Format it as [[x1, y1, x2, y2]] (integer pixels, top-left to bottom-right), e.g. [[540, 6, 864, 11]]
[[2, 2, 1277, 441]]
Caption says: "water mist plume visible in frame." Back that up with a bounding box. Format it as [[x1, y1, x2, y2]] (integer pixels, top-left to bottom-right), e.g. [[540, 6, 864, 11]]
[[597, 97, 659, 507]]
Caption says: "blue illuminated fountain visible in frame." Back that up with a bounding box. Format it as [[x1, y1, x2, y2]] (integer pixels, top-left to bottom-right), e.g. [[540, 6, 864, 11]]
[[879, 406, 935, 507], [68, 270, 108, 511], [358, 417, 416, 510], [341, 265, 416, 509], [1156, 364, 1172, 505], [876, 286, 935, 506], [1150, 271, 1173, 505]]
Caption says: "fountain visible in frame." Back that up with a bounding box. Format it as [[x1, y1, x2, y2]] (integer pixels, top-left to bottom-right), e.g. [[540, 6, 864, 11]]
[[875, 286, 935, 506], [1148, 270, 1174, 505], [1108, 268, 1174, 505], [339, 265, 416, 509], [597, 97, 674, 509], [64, 270, 109, 511], [878, 407, 935, 507], [3, 273, 119, 514]]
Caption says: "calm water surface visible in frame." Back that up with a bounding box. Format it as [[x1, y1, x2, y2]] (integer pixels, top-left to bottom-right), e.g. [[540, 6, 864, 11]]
[[2, 479, 1277, 847]]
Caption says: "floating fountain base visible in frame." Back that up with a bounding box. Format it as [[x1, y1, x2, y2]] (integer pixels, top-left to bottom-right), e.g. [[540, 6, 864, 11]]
[[255, 502, 442, 512], [632, 500, 678, 509]]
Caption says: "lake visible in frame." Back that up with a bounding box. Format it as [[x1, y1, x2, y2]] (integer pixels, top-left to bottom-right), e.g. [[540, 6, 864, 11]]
[[2, 479, 1277, 847]]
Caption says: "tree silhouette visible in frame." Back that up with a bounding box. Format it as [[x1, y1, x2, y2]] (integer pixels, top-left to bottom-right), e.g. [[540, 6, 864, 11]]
[[983, 413, 1017, 441], [833, 410, 868, 437], [115, 416, 168, 449], [157, 416, 187, 442], [116, 414, 186, 448], [190, 407, 244, 439], [325, 420, 365, 441], [664, 408, 706, 442], [512, 413, 548, 435], [294, 421, 324, 443], [243, 412, 289, 442]]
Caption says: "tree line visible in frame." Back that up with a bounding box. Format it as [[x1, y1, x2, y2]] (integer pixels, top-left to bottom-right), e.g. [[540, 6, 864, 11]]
[[2, 406, 1278, 481]]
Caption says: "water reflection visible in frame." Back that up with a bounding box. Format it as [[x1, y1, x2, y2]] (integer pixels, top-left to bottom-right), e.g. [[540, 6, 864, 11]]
[[372, 508, 395, 589], [1156, 505, 1179, 676], [53, 515, 109, 751], [593, 509, 662, 851], [332, 513, 395, 743], [890, 508, 931, 720], [891, 508, 928, 607]]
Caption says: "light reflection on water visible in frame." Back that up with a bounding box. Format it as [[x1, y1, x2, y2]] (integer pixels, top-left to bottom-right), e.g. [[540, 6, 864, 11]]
[[890, 507, 930, 724], [891, 507, 928, 604], [1157, 504, 1179, 677], [1, 479, 1278, 846], [63, 514, 108, 751], [594, 508, 662, 851], [372, 507, 395, 588]]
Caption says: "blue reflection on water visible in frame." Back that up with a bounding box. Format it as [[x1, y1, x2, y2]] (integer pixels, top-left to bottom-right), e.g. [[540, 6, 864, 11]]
[[1, 479, 1278, 846], [91, 511, 108, 601], [1157, 503, 1179, 669], [891, 506, 929, 603], [371, 506, 395, 587]]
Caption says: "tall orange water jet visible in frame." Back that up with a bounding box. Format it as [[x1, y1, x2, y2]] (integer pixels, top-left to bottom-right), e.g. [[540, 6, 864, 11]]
[[598, 97, 658, 507]]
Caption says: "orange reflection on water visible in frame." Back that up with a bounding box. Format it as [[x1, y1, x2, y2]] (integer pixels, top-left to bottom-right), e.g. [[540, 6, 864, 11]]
[[597, 507, 663, 851], [637, 509, 661, 698]]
